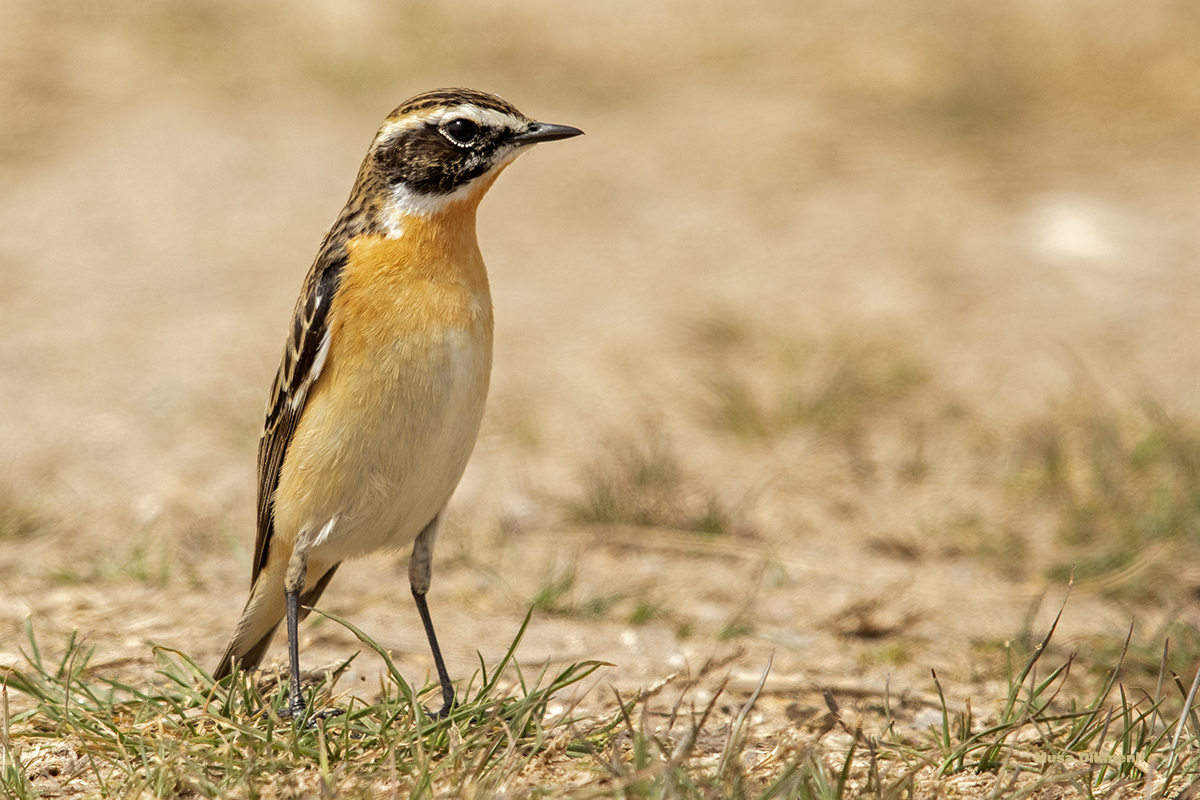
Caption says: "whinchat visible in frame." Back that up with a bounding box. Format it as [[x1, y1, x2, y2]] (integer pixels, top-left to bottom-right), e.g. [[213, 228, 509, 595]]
[[213, 88, 582, 718]]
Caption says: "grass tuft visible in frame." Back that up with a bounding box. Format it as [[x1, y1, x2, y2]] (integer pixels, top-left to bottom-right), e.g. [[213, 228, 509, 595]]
[[1012, 395, 1200, 603], [5, 592, 1200, 796], [691, 322, 929, 444], [0, 489, 48, 542], [528, 565, 627, 619], [565, 430, 738, 534], [0, 612, 607, 797]]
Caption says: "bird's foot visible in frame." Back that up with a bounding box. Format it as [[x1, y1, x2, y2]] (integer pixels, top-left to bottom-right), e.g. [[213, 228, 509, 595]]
[[275, 697, 343, 726], [423, 689, 457, 721], [424, 702, 454, 721]]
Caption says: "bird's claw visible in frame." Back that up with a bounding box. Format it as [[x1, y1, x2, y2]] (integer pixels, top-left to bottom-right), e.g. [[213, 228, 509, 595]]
[[423, 689, 457, 721], [275, 699, 344, 727]]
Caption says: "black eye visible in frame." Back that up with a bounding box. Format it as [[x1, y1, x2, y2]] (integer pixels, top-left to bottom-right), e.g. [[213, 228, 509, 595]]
[[444, 118, 478, 144]]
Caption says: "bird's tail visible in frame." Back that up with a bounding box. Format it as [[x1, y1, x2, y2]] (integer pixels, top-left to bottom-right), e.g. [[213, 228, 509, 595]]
[[212, 562, 340, 680]]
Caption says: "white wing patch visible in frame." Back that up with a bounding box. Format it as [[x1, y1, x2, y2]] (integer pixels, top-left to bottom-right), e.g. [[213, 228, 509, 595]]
[[288, 325, 332, 410]]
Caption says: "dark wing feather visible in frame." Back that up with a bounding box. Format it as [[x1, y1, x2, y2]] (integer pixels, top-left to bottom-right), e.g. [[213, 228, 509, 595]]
[[251, 245, 346, 582]]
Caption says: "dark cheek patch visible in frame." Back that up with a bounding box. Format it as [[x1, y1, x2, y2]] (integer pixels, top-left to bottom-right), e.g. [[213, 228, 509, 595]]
[[374, 128, 502, 196]]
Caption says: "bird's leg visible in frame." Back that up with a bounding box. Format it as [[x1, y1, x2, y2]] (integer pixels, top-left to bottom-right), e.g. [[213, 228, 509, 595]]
[[412, 589, 455, 717], [410, 513, 455, 718], [279, 539, 311, 720], [282, 584, 305, 717]]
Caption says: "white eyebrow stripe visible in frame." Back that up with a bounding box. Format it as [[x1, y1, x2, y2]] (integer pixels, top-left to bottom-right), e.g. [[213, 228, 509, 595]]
[[426, 105, 524, 130], [377, 104, 525, 140]]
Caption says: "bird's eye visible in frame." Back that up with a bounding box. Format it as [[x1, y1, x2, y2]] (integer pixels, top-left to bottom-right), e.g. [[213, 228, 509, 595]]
[[444, 118, 478, 145]]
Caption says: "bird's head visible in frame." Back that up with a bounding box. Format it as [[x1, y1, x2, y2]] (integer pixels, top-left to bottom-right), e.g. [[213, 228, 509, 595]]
[[364, 88, 583, 220]]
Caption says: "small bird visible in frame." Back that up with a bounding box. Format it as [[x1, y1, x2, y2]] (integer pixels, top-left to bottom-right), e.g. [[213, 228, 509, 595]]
[[213, 88, 582, 717]]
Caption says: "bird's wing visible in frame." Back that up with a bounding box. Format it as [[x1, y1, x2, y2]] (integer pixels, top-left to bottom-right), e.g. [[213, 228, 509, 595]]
[[252, 245, 346, 583]]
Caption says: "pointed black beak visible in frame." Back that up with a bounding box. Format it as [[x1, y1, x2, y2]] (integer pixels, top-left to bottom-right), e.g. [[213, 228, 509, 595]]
[[513, 121, 584, 145]]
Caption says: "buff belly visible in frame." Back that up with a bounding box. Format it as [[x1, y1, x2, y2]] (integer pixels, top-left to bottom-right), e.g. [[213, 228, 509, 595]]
[[272, 325, 491, 567]]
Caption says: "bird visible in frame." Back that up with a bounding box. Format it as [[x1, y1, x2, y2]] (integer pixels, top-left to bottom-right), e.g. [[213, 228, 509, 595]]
[[212, 88, 583, 718]]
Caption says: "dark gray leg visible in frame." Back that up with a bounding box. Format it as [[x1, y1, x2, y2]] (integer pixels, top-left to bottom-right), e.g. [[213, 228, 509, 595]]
[[283, 587, 306, 717], [410, 512, 455, 717], [278, 520, 331, 720]]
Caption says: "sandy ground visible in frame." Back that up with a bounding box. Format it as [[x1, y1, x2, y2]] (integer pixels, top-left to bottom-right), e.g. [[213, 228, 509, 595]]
[[2, 0, 1200, 772]]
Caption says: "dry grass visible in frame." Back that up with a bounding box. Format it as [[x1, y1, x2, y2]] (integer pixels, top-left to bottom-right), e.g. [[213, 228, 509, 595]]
[[1009, 397, 1200, 603], [0, 489, 46, 544], [7, 591, 1200, 797]]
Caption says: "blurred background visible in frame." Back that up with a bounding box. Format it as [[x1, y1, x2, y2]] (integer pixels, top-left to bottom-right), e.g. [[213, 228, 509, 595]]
[[2, 0, 1200, 710]]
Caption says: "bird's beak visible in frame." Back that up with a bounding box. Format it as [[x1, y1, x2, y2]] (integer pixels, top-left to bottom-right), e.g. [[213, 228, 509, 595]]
[[513, 121, 584, 145]]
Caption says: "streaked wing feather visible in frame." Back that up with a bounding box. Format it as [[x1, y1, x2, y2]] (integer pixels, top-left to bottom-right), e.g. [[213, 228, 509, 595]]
[[252, 248, 346, 582]]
